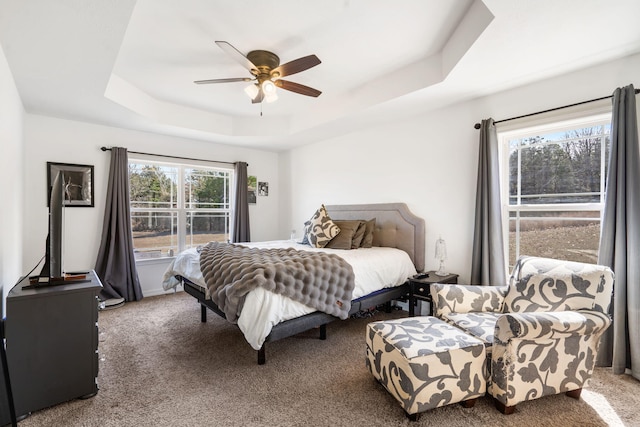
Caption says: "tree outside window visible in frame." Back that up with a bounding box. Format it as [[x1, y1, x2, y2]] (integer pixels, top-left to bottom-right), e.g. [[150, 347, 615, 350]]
[[501, 118, 610, 270], [128, 161, 232, 259]]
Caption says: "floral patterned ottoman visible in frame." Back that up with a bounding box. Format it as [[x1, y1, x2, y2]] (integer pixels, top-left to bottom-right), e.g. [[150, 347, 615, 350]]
[[366, 316, 487, 420]]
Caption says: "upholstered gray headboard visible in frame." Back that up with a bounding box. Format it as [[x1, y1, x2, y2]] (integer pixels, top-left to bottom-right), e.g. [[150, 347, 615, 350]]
[[325, 203, 425, 272]]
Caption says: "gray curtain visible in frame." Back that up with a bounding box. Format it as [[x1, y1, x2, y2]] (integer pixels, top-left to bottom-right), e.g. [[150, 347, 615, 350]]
[[471, 118, 507, 285], [94, 147, 143, 302], [232, 161, 250, 243], [597, 84, 640, 379]]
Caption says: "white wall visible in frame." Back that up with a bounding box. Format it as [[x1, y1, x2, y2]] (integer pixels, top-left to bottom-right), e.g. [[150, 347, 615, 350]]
[[0, 43, 24, 314], [285, 108, 478, 280], [23, 115, 280, 296], [282, 52, 640, 283]]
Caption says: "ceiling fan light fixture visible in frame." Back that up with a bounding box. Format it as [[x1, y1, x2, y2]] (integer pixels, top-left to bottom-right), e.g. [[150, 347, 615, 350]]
[[244, 83, 260, 99], [262, 79, 277, 95], [265, 91, 278, 103]]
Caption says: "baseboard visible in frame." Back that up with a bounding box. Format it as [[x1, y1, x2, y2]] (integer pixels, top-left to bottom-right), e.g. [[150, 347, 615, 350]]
[[141, 287, 183, 298]]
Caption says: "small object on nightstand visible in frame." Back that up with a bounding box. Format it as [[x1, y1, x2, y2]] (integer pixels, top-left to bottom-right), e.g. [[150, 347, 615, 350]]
[[434, 236, 448, 276], [414, 272, 430, 280]]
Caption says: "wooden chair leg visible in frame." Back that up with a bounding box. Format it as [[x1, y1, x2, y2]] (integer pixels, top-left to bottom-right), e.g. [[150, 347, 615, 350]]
[[460, 398, 477, 408], [566, 388, 582, 399], [494, 399, 515, 415]]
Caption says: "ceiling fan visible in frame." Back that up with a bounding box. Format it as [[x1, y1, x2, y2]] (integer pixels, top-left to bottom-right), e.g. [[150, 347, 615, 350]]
[[194, 41, 322, 104]]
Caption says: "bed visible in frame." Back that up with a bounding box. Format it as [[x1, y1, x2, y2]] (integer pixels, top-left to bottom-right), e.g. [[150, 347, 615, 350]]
[[162, 203, 425, 364]]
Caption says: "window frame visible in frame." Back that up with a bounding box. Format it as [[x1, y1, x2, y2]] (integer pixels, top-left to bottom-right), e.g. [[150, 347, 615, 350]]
[[497, 110, 612, 271], [128, 157, 234, 261]]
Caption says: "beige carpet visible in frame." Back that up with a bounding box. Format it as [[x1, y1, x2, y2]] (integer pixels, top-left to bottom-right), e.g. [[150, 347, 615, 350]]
[[18, 292, 640, 427]]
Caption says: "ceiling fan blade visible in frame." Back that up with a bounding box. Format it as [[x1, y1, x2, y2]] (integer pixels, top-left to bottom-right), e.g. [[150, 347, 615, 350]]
[[194, 77, 253, 84], [215, 40, 257, 73], [271, 55, 321, 78], [274, 80, 322, 97]]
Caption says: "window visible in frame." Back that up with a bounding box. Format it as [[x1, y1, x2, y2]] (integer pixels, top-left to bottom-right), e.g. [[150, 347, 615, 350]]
[[128, 160, 233, 259], [500, 115, 610, 270]]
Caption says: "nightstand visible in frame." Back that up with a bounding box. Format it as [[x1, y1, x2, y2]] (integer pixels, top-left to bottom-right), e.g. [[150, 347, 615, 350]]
[[408, 271, 459, 316]]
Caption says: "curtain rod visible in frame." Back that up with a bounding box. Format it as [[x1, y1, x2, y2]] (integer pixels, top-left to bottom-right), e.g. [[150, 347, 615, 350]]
[[100, 147, 247, 166], [473, 88, 640, 129]]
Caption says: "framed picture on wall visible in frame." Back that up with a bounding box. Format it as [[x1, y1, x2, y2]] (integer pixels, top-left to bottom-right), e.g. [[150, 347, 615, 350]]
[[247, 175, 257, 204], [47, 162, 94, 207], [258, 181, 269, 196]]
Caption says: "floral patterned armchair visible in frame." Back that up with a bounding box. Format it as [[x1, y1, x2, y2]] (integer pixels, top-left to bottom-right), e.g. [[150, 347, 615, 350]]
[[430, 256, 614, 414]]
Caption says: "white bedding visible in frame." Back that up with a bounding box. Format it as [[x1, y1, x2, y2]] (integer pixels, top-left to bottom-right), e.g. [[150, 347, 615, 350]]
[[162, 240, 417, 350]]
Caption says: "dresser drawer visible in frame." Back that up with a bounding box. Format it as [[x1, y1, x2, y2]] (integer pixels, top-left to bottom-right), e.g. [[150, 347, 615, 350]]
[[411, 283, 431, 299]]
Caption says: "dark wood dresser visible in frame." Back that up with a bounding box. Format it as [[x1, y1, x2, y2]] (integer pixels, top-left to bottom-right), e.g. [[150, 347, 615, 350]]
[[4, 270, 102, 420]]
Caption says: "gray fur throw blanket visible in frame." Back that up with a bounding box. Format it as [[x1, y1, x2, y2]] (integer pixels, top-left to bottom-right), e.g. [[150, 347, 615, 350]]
[[199, 242, 355, 322]]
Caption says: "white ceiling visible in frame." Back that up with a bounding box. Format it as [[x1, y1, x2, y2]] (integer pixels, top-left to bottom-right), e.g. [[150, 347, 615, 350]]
[[1, 0, 640, 151]]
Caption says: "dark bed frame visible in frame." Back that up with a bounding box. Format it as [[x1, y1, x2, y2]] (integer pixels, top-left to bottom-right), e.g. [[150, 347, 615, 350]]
[[179, 203, 425, 365]]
